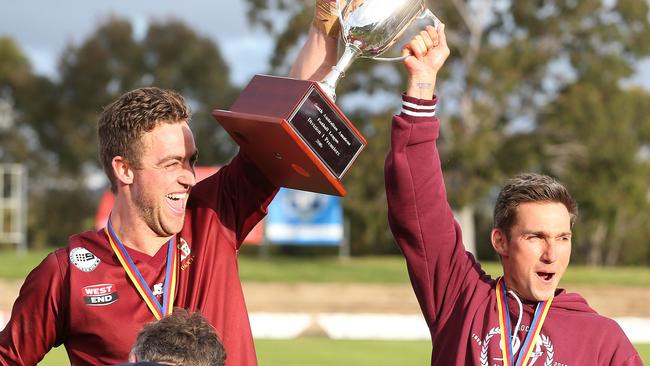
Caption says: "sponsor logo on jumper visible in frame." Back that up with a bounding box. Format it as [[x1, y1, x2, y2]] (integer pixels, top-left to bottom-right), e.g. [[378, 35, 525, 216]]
[[82, 284, 118, 306], [475, 327, 558, 366], [178, 237, 194, 271], [70, 247, 101, 272], [178, 237, 191, 262], [181, 255, 195, 271]]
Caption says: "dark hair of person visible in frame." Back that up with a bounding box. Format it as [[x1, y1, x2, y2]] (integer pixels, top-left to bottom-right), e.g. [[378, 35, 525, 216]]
[[97, 87, 190, 193], [493, 173, 578, 238]]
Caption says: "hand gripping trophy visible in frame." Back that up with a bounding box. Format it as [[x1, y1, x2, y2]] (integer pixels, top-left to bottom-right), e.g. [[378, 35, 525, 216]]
[[212, 0, 440, 196]]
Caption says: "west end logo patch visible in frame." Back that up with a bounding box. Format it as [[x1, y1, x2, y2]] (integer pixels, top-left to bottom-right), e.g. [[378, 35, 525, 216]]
[[69, 247, 101, 272], [82, 284, 118, 306]]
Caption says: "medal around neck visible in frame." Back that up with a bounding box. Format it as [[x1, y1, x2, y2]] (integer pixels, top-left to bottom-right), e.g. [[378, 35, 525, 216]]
[[105, 218, 178, 320], [212, 0, 439, 196]]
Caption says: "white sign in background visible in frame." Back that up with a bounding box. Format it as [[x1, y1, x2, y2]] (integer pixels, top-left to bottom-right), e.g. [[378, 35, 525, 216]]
[[266, 188, 343, 245]]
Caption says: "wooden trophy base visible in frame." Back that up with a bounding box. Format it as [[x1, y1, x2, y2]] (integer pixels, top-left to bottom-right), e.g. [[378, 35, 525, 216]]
[[212, 75, 366, 196]]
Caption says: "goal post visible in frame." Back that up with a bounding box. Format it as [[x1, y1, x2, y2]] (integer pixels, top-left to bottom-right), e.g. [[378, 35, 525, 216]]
[[0, 163, 27, 254]]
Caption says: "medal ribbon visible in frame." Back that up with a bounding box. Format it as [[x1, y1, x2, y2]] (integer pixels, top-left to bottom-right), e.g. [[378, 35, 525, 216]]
[[496, 277, 553, 366], [105, 217, 178, 320]]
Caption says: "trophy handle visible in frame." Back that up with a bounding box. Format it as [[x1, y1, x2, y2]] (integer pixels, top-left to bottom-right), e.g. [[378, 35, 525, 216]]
[[372, 8, 442, 62]]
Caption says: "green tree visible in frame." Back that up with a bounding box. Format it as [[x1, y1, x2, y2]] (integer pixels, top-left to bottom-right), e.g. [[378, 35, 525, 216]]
[[536, 84, 650, 265], [2, 17, 239, 248], [0, 37, 33, 164], [142, 20, 240, 162], [510, 0, 650, 265], [342, 109, 397, 254], [42, 17, 239, 176], [0, 38, 68, 249]]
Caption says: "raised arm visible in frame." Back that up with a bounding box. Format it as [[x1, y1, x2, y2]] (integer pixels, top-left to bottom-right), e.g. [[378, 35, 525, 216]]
[[195, 1, 343, 246], [385, 25, 481, 334], [288, 0, 340, 80]]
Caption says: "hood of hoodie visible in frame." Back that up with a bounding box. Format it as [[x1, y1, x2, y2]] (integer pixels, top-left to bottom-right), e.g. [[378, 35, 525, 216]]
[[504, 287, 598, 316], [550, 288, 598, 313]]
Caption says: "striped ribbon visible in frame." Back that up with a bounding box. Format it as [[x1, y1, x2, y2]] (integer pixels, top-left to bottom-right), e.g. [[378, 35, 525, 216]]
[[495, 277, 553, 366], [105, 217, 178, 320]]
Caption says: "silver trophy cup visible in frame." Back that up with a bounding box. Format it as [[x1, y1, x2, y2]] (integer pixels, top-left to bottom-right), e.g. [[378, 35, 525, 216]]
[[320, 0, 441, 100]]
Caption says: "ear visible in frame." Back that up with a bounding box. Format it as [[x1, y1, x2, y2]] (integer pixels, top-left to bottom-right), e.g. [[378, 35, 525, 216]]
[[491, 228, 509, 257], [128, 351, 137, 362], [112, 156, 134, 187]]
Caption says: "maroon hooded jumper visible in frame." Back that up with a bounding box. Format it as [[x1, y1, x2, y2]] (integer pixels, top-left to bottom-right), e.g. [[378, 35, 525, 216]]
[[385, 94, 642, 366]]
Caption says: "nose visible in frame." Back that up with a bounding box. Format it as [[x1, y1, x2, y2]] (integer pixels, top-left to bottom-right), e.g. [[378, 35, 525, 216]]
[[540, 240, 557, 264], [178, 163, 197, 188]]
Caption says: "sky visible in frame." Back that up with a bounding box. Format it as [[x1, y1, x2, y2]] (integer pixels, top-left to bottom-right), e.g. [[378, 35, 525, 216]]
[[1, 0, 275, 87], [1, 0, 649, 89]]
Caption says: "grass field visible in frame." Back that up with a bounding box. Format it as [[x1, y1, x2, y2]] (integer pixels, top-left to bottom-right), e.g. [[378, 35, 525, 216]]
[[2, 249, 650, 286], [38, 338, 650, 365], [2, 249, 647, 365]]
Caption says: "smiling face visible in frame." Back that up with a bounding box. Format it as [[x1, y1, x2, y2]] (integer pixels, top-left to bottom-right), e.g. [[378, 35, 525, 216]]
[[129, 121, 198, 237], [491, 201, 572, 301]]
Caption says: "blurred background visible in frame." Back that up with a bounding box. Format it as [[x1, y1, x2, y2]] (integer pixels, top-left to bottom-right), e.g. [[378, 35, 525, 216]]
[[1, 0, 649, 364]]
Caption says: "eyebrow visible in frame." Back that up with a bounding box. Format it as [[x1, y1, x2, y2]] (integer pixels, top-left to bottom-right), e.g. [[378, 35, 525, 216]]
[[158, 149, 199, 164], [524, 231, 572, 237]]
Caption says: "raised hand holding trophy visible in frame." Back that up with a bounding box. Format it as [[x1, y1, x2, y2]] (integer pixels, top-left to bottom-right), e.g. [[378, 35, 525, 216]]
[[212, 0, 440, 196]]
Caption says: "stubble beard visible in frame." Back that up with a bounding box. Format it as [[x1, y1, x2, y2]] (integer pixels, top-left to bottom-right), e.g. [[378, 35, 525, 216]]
[[133, 189, 183, 238]]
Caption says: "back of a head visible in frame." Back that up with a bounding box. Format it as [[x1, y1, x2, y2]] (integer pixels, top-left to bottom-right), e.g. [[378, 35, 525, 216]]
[[131, 308, 226, 366], [493, 173, 578, 237]]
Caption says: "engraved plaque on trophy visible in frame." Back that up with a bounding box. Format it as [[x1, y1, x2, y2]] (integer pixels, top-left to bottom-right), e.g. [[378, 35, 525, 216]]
[[212, 75, 364, 196]]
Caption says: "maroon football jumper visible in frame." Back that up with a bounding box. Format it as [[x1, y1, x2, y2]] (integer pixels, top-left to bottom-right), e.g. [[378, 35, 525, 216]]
[[0, 154, 277, 366]]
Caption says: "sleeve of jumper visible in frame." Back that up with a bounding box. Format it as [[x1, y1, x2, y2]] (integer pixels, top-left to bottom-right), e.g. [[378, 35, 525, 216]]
[[384, 94, 477, 335], [0, 252, 66, 365], [621, 354, 644, 366], [194, 152, 279, 249], [602, 321, 644, 366]]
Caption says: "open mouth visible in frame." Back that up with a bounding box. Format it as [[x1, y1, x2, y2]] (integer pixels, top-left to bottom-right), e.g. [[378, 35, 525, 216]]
[[166, 193, 187, 214], [536, 272, 555, 283], [166, 193, 186, 201]]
